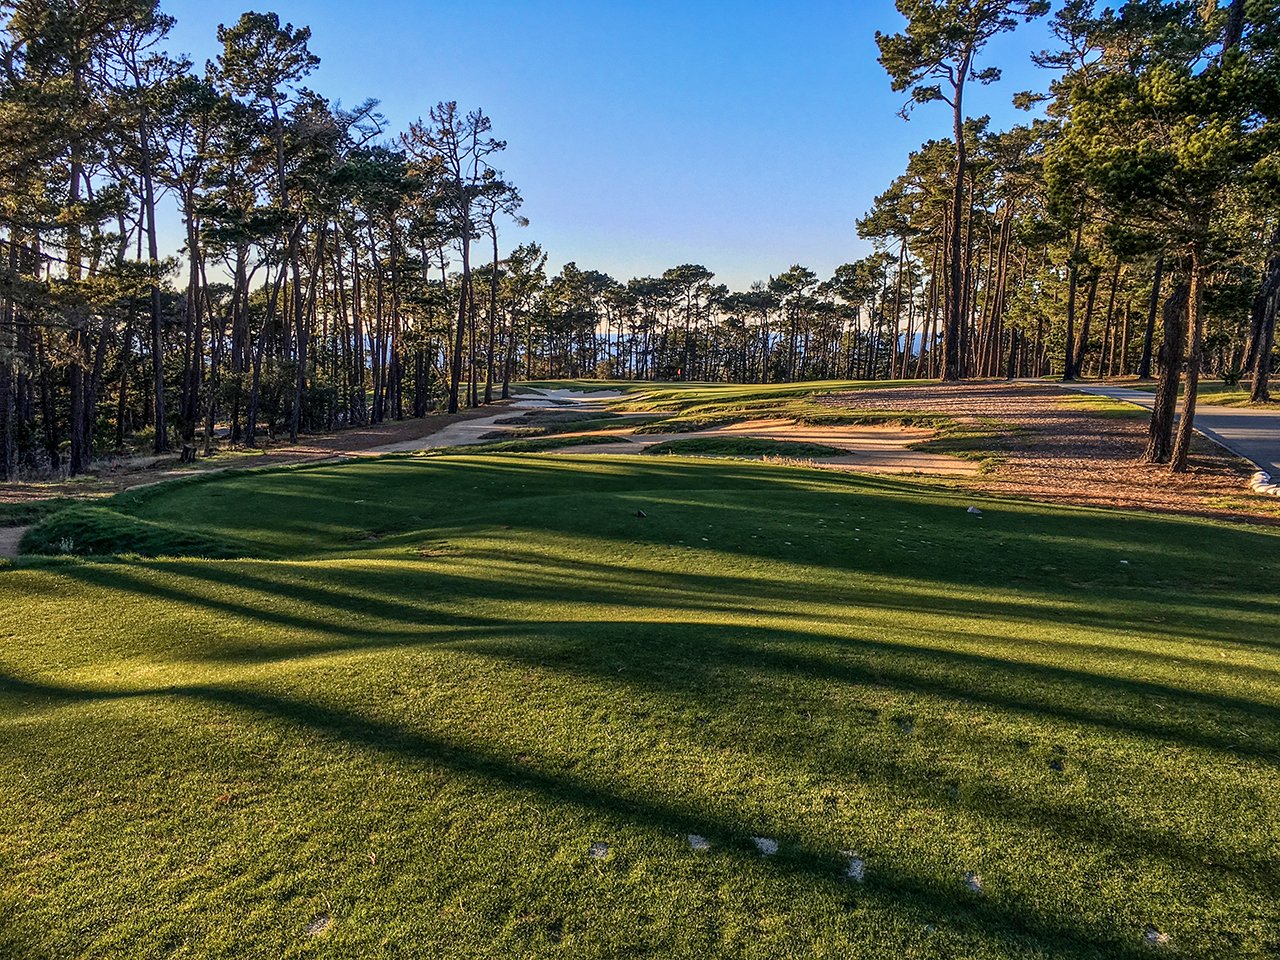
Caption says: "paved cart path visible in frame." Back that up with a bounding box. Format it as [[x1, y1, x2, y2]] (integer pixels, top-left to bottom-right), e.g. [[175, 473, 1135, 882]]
[[1066, 383, 1280, 477]]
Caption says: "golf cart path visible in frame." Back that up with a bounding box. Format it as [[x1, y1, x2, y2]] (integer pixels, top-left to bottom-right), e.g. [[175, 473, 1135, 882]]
[[376, 387, 976, 475], [1066, 384, 1280, 476]]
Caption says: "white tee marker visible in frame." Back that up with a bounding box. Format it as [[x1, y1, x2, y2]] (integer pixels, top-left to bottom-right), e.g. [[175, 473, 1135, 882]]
[[751, 837, 779, 856]]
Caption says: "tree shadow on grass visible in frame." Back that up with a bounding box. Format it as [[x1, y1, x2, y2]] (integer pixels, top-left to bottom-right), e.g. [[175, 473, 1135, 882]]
[[38, 552, 1280, 764], [0, 669, 1168, 960]]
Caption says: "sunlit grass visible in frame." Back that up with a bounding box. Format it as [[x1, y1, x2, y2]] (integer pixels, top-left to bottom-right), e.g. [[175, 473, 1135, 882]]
[[1125, 380, 1279, 408], [4, 453, 1280, 958]]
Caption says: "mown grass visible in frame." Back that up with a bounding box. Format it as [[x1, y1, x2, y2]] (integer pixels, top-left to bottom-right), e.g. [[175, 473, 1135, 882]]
[[4, 452, 1280, 959], [19, 503, 245, 558], [643, 436, 851, 459], [431, 433, 635, 456]]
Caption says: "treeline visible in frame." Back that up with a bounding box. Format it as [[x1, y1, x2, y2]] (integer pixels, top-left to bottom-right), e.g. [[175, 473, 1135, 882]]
[[0, 1, 527, 479], [866, 0, 1279, 471], [3, 1, 1277, 482], [505, 260, 942, 385]]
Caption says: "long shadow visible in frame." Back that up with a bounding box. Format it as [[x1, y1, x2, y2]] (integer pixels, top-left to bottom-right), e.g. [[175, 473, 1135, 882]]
[[112, 452, 1280, 573], [0, 670, 1171, 960], [47, 561, 496, 640], [447, 627, 1280, 886], [53, 527, 1272, 655], [34, 549, 1280, 756], [47, 545, 1276, 683], [459, 620, 1280, 761]]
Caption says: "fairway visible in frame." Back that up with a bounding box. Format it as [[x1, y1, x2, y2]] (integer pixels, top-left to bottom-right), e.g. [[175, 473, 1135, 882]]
[[3, 453, 1279, 958]]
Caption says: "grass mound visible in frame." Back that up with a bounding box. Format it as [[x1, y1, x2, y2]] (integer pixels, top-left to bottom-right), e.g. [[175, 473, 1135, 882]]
[[644, 436, 849, 458], [21, 504, 243, 558], [0, 497, 82, 527]]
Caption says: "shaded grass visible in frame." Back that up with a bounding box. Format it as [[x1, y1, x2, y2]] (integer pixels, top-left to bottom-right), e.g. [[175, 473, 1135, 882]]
[[0, 496, 81, 527], [3, 453, 1279, 958], [427, 433, 635, 455], [643, 436, 851, 459], [20, 503, 244, 558]]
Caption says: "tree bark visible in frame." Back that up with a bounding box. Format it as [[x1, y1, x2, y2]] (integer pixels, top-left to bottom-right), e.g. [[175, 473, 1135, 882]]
[[941, 49, 971, 382], [1143, 281, 1188, 463], [1137, 255, 1163, 379], [1170, 254, 1205, 472]]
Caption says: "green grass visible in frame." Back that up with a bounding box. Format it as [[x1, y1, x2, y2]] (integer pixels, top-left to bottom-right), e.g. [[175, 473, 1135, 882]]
[[1056, 395, 1149, 419], [643, 436, 851, 459], [431, 433, 635, 455], [490, 410, 667, 438], [4, 453, 1280, 958], [1125, 380, 1278, 408], [19, 503, 245, 558], [0, 496, 82, 527]]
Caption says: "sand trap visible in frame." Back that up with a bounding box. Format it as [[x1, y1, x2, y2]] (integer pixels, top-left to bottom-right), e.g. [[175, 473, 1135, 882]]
[[371, 388, 620, 453], [548, 418, 978, 476], [370, 390, 977, 477], [371, 386, 614, 455]]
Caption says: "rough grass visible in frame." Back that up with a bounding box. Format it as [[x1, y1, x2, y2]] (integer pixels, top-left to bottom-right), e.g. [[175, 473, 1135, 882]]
[[1056, 395, 1148, 419], [520, 381, 960, 452], [1126, 380, 1279, 409], [643, 436, 851, 459], [489, 410, 666, 439], [3, 453, 1279, 958]]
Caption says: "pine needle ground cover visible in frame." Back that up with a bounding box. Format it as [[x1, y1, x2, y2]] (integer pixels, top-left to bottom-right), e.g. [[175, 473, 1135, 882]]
[[3, 454, 1279, 958]]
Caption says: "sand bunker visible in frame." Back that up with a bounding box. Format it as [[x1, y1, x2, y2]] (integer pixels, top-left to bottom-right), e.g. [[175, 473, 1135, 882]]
[[373, 388, 977, 477]]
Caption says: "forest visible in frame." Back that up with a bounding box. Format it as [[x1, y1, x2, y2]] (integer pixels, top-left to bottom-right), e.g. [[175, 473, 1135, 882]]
[[0, 0, 1276, 479]]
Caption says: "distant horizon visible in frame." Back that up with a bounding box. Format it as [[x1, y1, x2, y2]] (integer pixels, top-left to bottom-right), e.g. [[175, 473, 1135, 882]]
[[158, 0, 1056, 290]]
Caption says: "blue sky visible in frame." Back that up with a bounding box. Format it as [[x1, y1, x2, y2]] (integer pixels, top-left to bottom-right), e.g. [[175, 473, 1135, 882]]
[[161, 0, 1057, 290]]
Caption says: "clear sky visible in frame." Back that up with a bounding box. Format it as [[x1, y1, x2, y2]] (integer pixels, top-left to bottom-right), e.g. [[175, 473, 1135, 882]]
[[160, 0, 1057, 290]]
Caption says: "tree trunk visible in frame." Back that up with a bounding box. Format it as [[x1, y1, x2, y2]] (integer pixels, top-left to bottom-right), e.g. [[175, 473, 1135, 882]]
[[1071, 266, 1101, 377], [138, 108, 169, 454], [1170, 254, 1205, 472], [1143, 281, 1189, 463], [448, 236, 470, 414], [942, 48, 971, 382], [485, 223, 499, 403], [1137, 255, 1164, 379]]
